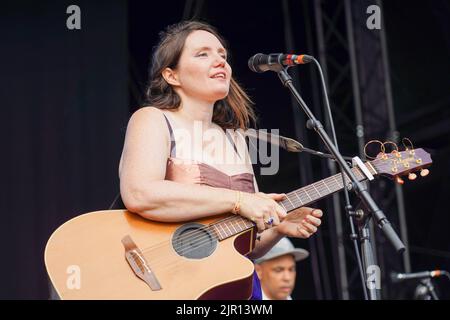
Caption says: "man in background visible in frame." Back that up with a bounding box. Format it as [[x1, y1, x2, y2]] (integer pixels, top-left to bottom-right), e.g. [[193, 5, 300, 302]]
[[255, 237, 309, 300]]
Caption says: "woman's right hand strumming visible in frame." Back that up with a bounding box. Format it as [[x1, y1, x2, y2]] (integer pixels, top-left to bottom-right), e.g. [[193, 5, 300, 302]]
[[237, 192, 288, 232]]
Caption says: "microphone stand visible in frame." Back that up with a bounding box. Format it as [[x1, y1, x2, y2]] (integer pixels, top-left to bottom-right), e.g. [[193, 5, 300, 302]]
[[420, 279, 439, 300], [298, 146, 353, 162], [275, 64, 405, 300]]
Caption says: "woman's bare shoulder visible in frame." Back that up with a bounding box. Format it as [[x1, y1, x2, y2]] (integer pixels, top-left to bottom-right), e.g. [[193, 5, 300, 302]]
[[126, 106, 170, 130], [130, 106, 165, 120], [122, 107, 172, 146]]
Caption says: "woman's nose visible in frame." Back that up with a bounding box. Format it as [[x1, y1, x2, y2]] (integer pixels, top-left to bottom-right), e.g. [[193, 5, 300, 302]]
[[214, 55, 226, 67]]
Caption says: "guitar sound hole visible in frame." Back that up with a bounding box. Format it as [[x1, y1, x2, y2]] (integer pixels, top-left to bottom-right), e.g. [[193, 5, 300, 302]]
[[172, 223, 217, 259]]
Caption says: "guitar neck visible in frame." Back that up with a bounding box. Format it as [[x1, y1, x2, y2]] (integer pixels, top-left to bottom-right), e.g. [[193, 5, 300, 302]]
[[279, 164, 376, 212], [212, 162, 377, 241]]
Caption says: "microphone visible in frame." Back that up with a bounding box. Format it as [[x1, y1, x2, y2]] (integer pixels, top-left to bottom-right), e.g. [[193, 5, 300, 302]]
[[391, 270, 447, 283], [248, 53, 314, 73]]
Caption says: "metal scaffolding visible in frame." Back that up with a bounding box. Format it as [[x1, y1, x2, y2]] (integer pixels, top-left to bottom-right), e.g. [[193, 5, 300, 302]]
[[309, 0, 410, 299]]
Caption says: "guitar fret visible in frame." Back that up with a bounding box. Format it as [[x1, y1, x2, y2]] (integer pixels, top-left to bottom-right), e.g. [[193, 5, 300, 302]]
[[326, 177, 338, 192], [224, 222, 233, 236], [231, 220, 242, 233], [311, 183, 322, 198], [300, 191, 310, 203], [211, 225, 219, 239], [304, 189, 313, 201], [322, 180, 331, 193], [214, 224, 224, 240], [230, 223, 235, 235], [285, 196, 295, 210], [218, 223, 227, 239], [233, 221, 242, 233], [333, 175, 344, 189], [243, 219, 253, 229], [293, 192, 303, 206], [227, 221, 236, 236], [213, 217, 248, 241]]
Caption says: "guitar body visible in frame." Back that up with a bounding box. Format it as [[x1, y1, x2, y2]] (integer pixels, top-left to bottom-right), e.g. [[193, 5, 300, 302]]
[[45, 210, 257, 300]]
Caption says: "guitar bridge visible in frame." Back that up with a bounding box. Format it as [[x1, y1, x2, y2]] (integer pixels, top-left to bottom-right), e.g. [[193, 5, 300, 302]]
[[122, 235, 162, 291]]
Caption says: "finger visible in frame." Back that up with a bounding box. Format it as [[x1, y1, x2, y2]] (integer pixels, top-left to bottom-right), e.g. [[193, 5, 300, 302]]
[[256, 192, 271, 199], [297, 226, 311, 238], [306, 215, 322, 227], [268, 213, 280, 226], [256, 219, 266, 232], [311, 209, 323, 217], [298, 206, 315, 213], [275, 203, 287, 220], [301, 221, 318, 233], [266, 193, 287, 201], [262, 209, 279, 227]]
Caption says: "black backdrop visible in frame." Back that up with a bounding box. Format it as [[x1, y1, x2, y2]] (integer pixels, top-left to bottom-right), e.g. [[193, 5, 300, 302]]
[[0, 1, 128, 299], [1, 0, 449, 299]]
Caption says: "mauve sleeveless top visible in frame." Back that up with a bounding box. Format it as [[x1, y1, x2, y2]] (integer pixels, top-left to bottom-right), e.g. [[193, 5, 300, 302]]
[[162, 113, 262, 300]]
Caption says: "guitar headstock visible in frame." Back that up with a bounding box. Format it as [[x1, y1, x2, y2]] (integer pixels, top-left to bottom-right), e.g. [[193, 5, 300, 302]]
[[369, 148, 432, 184]]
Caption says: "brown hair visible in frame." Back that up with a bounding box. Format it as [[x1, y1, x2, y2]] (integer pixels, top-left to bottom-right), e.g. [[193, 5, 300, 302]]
[[143, 20, 256, 130]]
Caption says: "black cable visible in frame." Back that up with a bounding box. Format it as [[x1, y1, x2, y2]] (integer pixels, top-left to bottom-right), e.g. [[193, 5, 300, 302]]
[[311, 58, 369, 300]]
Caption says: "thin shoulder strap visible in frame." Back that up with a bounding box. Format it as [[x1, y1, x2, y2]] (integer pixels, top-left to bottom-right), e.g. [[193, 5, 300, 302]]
[[225, 130, 242, 160], [162, 113, 176, 158]]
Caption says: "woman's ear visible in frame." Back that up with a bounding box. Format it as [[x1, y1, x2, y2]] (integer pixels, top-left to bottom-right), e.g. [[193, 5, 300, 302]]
[[162, 67, 180, 87]]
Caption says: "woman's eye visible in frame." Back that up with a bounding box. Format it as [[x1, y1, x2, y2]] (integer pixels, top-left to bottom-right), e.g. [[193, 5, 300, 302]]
[[197, 52, 207, 57]]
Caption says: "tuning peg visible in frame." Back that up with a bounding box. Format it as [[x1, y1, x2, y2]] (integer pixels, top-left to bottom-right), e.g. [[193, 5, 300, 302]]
[[420, 168, 429, 177], [395, 176, 405, 185], [408, 173, 417, 180]]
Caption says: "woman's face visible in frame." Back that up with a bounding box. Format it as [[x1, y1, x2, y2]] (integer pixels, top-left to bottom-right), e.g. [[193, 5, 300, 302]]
[[172, 30, 232, 104]]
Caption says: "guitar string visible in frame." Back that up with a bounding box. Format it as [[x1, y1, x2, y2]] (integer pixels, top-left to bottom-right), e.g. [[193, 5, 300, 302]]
[[138, 163, 366, 257], [139, 164, 366, 258], [138, 158, 421, 272], [140, 163, 382, 269], [140, 178, 349, 269], [140, 175, 343, 260], [137, 164, 375, 266], [147, 177, 353, 272], [145, 168, 391, 271], [136, 157, 410, 268], [57, 156, 422, 292]]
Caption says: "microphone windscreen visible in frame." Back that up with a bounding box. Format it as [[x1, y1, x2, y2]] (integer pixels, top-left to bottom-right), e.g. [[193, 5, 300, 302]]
[[248, 53, 265, 73]]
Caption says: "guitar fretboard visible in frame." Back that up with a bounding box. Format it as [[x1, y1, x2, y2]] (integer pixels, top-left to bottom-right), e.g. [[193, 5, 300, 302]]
[[211, 164, 376, 241]]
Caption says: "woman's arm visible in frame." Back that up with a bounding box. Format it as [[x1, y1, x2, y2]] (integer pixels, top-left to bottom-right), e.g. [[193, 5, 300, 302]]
[[119, 107, 240, 222], [119, 107, 286, 227]]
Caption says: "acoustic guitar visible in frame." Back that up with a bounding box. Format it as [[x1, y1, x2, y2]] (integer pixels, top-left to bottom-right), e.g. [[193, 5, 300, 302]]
[[45, 148, 431, 299]]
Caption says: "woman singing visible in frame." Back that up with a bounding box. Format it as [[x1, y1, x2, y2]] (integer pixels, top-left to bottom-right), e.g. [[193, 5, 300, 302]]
[[119, 20, 323, 300]]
